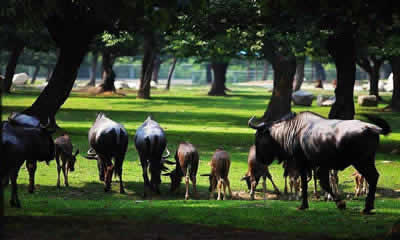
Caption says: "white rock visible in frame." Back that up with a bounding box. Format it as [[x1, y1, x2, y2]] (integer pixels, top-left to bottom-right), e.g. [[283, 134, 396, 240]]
[[150, 81, 157, 88], [127, 82, 137, 89], [316, 95, 335, 107], [292, 90, 314, 106], [358, 95, 378, 107], [378, 81, 386, 92], [114, 81, 130, 89], [12, 73, 29, 85], [385, 73, 393, 92]]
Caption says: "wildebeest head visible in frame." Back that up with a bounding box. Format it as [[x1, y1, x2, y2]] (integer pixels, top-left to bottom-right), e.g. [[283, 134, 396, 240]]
[[163, 168, 181, 192], [241, 175, 261, 191], [248, 117, 277, 166], [65, 149, 79, 172]]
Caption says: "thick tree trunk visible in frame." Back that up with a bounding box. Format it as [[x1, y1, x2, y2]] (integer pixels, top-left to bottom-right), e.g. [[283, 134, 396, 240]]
[[31, 65, 40, 84], [46, 68, 53, 82], [357, 56, 383, 100], [166, 57, 177, 90], [327, 30, 356, 120], [206, 63, 212, 83], [314, 62, 326, 88], [208, 62, 229, 96], [87, 51, 99, 86], [23, 41, 91, 123], [293, 57, 305, 91], [389, 56, 400, 111], [138, 34, 156, 99], [98, 51, 116, 92], [262, 61, 269, 81], [262, 55, 296, 121], [152, 55, 161, 84], [3, 44, 24, 93], [382, 63, 392, 79]]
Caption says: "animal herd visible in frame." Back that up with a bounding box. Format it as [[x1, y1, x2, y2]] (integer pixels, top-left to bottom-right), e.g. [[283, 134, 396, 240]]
[[1, 111, 391, 215]]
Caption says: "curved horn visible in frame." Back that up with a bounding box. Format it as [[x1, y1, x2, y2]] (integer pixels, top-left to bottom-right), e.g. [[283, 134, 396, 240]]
[[87, 148, 97, 156], [162, 148, 170, 158], [200, 174, 211, 177], [241, 176, 250, 181], [40, 117, 51, 129], [248, 116, 266, 130], [162, 172, 172, 176]]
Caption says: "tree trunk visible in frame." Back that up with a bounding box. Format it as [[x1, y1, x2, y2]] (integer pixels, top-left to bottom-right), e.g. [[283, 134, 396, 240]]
[[357, 56, 383, 100], [293, 57, 305, 91], [262, 61, 269, 81], [166, 57, 177, 90], [208, 62, 229, 96], [98, 51, 116, 92], [23, 41, 91, 123], [46, 68, 53, 82], [3, 44, 24, 93], [87, 51, 99, 86], [327, 30, 356, 120], [314, 62, 326, 88], [152, 54, 161, 84], [262, 55, 296, 121], [206, 63, 212, 83], [31, 65, 40, 84], [138, 34, 156, 99], [389, 56, 400, 111], [382, 63, 392, 79]]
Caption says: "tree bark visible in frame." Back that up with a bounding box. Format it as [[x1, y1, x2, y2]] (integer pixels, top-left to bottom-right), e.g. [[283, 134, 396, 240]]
[[152, 54, 161, 84], [293, 57, 305, 91], [262, 55, 296, 121], [87, 51, 99, 86], [138, 33, 156, 99], [314, 62, 326, 88], [97, 51, 116, 92], [46, 68, 53, 82], [3, 44, 24, 93], [206, 63, 212, 83], [389, 56, 400, 111], [262, 60, 269, 81], [166, 57, 177, 90], [327, 30, 357, 120], [31, 65, 40, 84], [357, 56, 383, 100], [208, 62, 229, 96]]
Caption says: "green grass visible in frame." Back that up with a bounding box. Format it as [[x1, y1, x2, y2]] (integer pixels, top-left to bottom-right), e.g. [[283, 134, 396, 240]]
[[3, 85, 400, 239]]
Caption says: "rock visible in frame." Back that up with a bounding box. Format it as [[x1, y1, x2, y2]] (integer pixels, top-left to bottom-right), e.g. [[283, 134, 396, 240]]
[[385, 73, 393, 92], [379, 81, 386, 92], [150, 81, 157, 88], [292, 90, 314, 106], [127, 82, 136, 89], [316, 95, 335, 107], [12, 73, 29, 85], [114, 81, 130, 89], [358, 95, 378, 107]]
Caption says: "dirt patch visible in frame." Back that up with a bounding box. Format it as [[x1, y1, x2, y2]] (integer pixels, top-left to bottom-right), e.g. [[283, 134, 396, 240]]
[[3, 216, 337, 240]]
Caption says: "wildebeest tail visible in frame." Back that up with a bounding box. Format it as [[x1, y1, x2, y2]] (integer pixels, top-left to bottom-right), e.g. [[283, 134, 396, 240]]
[[362, 114, 391, 135]]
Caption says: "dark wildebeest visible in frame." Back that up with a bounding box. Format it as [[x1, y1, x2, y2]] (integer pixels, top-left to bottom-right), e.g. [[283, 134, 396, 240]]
[[55, 134, 79, 187], [85, 113, 128, 193], [1, 113, 55, 208], [249, 111, 391, 214], [134, 116, 172, 197], [201, 148, 232, 200], [241, 145, 280, 200], [163, 142, 199, 200]]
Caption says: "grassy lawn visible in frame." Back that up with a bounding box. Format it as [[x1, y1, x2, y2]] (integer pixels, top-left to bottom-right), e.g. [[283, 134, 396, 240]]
[[3, 85, 400, 239]]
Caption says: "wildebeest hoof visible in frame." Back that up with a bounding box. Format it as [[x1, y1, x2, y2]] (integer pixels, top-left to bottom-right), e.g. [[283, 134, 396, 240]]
[[361, 208, 374, 215], [297, 205, 308, 210], [336, 200, 346, 210], [104, 187, 110, 192], [120, 189, 126, 194]]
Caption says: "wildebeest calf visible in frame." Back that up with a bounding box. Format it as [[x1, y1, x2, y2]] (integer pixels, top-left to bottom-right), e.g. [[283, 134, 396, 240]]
[[241, 145, 280, 200], [353, 170, 368, 197], [55, 134, 79, 187], [163, 142, 199, 200], [202, 148, 232, 200]]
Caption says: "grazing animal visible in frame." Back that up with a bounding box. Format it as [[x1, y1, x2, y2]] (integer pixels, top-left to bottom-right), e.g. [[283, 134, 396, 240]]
[[134, 116, 172, 197], [249, 111, 391, 214], [1, 113, 55, 208], [241, 145, 280, 200], [353, 170, 368, 197], [201, 149, 232, 200], [54, 134, 79, 187], [283, 161, 317, 200], [163, 142, 199, 200], [85, 113, 128, 193]]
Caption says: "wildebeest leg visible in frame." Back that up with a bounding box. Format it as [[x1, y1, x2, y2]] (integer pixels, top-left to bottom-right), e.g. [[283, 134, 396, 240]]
[[249, 175, 256, 200], [26, 160, 37, 194], [104, 157, 114, 192], [10, 167, 21, 208], [190, 174, 197, 198], [140, 157, 151, 198], [226, 178, 233, 199], [284, 176, 288, 195], [185, 175, 190, 200], [262, 175, 267, 202], [56, 152, 61, 188], [97, 158, 104, 181], [313, 170, 319, 199], [61, 162, 68, 187], [354, 162, 379, 214], [217, 179, 222, 200], [317, 168, 346, 210], [297, 171, 309, 210], [266, 171, 280, 194]]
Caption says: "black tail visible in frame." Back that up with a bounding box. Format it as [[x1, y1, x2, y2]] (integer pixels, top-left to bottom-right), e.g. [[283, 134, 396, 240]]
[[362, 114, 392, 135]]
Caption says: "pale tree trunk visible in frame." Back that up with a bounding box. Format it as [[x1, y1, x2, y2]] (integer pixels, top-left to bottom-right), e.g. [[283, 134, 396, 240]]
[[166, 57, 177, 90], [3, 43, 24, 93], [208, 62, 229, 96], [293, 57, 305, 91], [31, 65, 40, 84], [138, 33, 156, 99], [389, 56, 400, 111], [87, 51, 99, 86], [262, 60, 269, 81], [357, 56, 383, 100]]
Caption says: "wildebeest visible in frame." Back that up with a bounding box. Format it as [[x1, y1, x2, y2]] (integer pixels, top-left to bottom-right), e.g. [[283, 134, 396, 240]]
[[85, 113, 128, 193], [249, 111, 391, 214], [283, 161, 317, 200], [241, 145, 280, 200], [163, 142, 199, 200], [1, 113, 55, 208], [55, 133, 79, 187], [353, 170, 369, 197], [201, 148, 232, 200], [134, 116, 172, 197]]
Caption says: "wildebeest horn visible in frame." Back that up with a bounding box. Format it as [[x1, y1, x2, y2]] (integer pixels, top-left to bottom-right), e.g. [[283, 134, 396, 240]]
[[163, 159, 176, 165], [241, 176, 250, 181], [248, 116, 266, 129], [84, 155, 98, 160], [162, 172, 171, 176], [162, 148, 170, 158], [40, 117, 51, 129], [200, 174, 211, 177], [87, 148, 96, 155]]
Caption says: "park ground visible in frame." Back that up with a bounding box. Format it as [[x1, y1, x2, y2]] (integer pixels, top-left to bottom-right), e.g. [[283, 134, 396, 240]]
[[2, 84, 400, 239]]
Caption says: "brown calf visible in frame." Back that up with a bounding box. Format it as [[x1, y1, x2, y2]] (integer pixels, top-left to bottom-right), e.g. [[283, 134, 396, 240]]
[[241, 145, 280, 200], [55, 134, 79, 187], [201, 148, 232, 200], [283, 161, 317, 200], [163, 142, 199, 200], [352, 170, 368, 197]]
